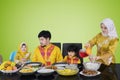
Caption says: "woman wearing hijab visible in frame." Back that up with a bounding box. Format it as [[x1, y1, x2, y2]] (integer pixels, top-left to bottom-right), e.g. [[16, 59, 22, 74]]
[[14, 42, 31, 64], [85, 18, 119, 65]]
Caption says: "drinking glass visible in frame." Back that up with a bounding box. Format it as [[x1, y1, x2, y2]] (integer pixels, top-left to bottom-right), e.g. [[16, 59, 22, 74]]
[[79, 49, 88, 58]]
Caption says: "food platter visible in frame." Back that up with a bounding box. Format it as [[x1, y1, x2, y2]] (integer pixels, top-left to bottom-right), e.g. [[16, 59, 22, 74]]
[[0, 61, 22, 74], [18, 62, 41, 75], [79, 70, 101, 77], [19, 68, 36, 75]]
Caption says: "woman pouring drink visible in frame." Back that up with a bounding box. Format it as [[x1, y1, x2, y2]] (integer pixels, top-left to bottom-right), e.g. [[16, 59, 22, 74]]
[[85, 18, 119, 65]]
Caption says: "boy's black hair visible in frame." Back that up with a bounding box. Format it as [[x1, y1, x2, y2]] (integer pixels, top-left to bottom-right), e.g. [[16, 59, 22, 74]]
[[38, 30, 51, 40], [67, 44, 79, 57]]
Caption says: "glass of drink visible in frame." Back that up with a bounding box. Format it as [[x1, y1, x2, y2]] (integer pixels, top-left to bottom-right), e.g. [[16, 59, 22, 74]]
[[79, 49, 88, 58]]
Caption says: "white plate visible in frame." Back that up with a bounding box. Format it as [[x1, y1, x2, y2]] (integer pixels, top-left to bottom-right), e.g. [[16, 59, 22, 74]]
[[37, 69, 54, 73], [1, 69, 19, 74], [28, 64, 40, 66], [54, 64, 67, 67], [79, 71, 101, 77], [57, 67, 65, 70]]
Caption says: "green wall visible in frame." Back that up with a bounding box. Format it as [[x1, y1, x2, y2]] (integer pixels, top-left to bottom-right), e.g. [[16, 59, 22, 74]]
[[0, 0, 120, 62]]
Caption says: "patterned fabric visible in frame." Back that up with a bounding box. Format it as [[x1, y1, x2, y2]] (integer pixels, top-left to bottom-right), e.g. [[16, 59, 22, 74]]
[[63, 56, 80, 64], [88, 33, 119, 65], [32, 43, 63, 65], [14, 42, 31, 63], [39, 45, 54, 62]]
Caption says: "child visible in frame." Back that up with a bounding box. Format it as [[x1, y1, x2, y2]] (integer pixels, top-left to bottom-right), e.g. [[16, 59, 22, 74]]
[[63, 45, 81, 64], [14, 42, 31, 64]]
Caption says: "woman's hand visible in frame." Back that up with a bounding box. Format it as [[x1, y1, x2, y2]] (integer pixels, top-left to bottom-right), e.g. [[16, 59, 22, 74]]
[[84, 43, 90, 48], [89, 55, 95, 62], [25, 53, 30, 58], [21, 58, 27, 64], [95, 56, 101, 60]]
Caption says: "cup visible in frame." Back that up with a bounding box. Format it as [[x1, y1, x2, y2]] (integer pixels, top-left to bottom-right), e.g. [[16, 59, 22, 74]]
[[79, 49, 88, 58]]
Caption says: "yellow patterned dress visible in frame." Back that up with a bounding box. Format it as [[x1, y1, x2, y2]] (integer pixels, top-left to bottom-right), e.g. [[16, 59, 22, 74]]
[[88, 33, 119, 65]]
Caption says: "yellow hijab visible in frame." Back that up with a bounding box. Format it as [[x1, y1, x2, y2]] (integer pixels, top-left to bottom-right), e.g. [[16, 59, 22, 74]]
[[17, 42, 28, 57]]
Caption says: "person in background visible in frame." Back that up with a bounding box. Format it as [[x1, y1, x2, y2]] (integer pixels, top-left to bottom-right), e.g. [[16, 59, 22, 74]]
[[63, 45, 81, 64], [0, 54, 3, 64], [32, 30, 63, 66], [14, 42, 31, 64], [85, 18, 119, 65]]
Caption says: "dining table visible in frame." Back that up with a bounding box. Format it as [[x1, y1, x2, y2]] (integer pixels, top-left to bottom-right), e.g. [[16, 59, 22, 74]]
[[0, 63, 120, 80]]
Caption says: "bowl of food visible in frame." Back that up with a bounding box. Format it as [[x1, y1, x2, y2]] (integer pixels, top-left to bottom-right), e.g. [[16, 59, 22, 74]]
[[19, 67, 35, 75], [19, 65, 37, 75], [19, 62, 41, 75], [83, 62, 101, 71], [56, 68, 79, 76]]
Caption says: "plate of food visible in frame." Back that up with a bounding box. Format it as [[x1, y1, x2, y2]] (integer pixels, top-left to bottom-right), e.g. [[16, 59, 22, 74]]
[[19, 62, 41, 75], [0, 61, 21, 74], [19, 66, 36, 75], [79, 69, 101, 77], [45, 65, 57, 70]]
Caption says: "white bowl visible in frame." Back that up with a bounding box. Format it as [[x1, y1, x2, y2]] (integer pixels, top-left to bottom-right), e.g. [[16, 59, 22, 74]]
[[83, 62, 101, 71], [37, 69, 54, 73], [37, 68, 54, 76]]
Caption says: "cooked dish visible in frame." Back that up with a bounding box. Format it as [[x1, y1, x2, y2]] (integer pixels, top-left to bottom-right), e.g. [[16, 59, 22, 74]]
[[56, 68, 79, 76], [82, 69, 97, 75], [19, 68, 34, 73], [19, 64, 39, 73], [45, 66, 57, 70]]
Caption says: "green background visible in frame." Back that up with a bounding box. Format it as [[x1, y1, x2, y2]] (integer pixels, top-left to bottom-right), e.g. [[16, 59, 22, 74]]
[[0, 0, 120, 62]]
